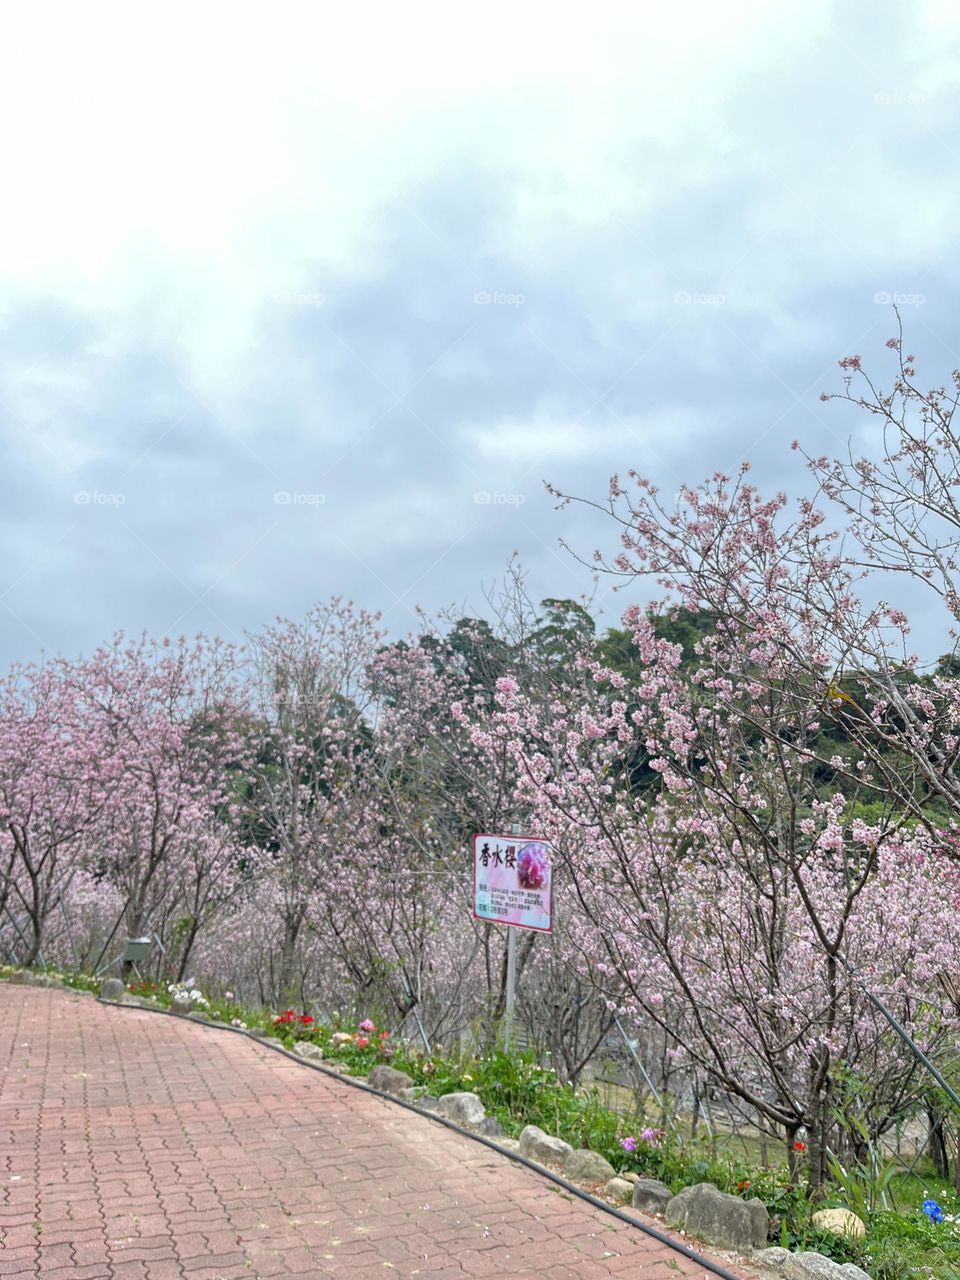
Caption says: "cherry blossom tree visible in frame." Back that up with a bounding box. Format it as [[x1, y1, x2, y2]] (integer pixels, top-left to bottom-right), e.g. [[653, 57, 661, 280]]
[[75, 634, 249, 978], [245, 600, 383, 1001], [0, 658, 116, 966]]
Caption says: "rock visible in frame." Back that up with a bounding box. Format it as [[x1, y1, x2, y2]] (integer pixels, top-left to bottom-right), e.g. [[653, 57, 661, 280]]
[[755, 1246, 790, 1270], [13, 972, 62, 988], [100, 977, 126, 1000], [293, 1041, 324, 1060], [564, 1148, 616, 1185], [120, 994, 151, 1008], [632, 1177, 673, 1214], [783, 1254, 871, 1280], [496, 1137, 521, 1152], [264, 1036, 284, 1047], [604, 1177, 634, 1205], [170, 995, 193, 1015], [811, 1208, 866, 1240], [665, 1183, 769, 1251], [436, 1091, 486, 1126], [620, 1170, 640, 1183], [247, 1026, 270, 1038], [367, 1065, 414, 1094], [474, 1115, 504, 1137], [518, 1124, 573, 1165], [416, 1095, 440, 1112]]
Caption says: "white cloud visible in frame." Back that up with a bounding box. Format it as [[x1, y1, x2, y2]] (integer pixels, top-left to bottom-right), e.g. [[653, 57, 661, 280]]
[[468, 409, 707, 463]]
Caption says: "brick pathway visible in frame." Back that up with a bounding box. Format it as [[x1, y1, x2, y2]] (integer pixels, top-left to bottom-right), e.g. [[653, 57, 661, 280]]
[[0, 986, 753, 1279]]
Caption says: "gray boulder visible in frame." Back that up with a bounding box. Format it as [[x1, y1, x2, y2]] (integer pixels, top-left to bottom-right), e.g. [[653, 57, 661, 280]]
[[783, 1256, 871, 1280], [564, 1148, 616, 1185], [632, 1177, 673, 1213], [100, 977, 126, 1000], [436, 1091, 486, 1126], [665, 1183, 769, 1251], [367, 1065, 414, 1094], [755, 1246, 791, 1270], [474, 1115, 504, 1137], [293, 1041, 324, 1060], [416, 1094, 440, 1112], [170, 995, 193, 1015], [496, 1136, 521, 1153], [604, 1177, 634, 1205], [518, 1124, 573, 1165]]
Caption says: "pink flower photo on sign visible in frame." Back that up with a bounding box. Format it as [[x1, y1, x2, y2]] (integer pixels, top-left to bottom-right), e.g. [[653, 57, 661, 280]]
[[472, 833, 553, 933]]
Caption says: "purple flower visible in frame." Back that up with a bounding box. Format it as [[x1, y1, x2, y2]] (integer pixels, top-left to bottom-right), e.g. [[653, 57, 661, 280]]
[[619, 1136, 637, 1152]]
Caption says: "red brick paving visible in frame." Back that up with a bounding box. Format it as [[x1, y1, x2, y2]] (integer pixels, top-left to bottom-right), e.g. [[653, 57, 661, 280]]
[[0, 986, 754, 1278]]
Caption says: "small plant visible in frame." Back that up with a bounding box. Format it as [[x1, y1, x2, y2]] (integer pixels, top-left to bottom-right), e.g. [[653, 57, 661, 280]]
[[166, 982, 209, 1009], [127, 978, 162, 998]]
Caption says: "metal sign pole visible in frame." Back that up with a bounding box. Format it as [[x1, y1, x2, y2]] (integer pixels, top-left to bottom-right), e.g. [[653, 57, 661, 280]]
[[504, 929, 517, 1047]]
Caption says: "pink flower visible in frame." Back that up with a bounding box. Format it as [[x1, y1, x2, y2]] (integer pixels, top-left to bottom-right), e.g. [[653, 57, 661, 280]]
[[620, 1136, 637, 1152], [517, 842, 549, 890], [359, 1018, 375, 1033]]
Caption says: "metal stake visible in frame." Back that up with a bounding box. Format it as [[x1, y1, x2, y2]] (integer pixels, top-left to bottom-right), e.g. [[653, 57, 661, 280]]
[[612, 1011, 662, 1106]]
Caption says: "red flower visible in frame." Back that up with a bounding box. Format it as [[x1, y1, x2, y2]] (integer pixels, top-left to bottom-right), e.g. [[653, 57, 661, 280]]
[[356, 1036, 369, 1049], [793, 1141, 806, 1152], [299, 1014, 314, 1024]]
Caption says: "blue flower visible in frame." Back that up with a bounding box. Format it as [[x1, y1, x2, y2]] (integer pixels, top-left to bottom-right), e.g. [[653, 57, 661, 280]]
[[923, 1199, 946, 1224]]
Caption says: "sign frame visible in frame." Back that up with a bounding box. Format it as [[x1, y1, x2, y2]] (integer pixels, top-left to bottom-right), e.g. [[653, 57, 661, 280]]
[[471, 831, 553, 934]]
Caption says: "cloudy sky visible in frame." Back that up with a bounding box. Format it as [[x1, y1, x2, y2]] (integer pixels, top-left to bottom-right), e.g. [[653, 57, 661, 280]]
[[1, 0, 958, 663]]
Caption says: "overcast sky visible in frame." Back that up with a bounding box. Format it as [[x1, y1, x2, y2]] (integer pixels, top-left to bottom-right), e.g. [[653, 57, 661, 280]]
[[1, 1, 958, 664]]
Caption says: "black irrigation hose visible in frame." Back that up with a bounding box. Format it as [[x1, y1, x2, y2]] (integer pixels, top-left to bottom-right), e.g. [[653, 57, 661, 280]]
[[94, 993, 750, 1280]]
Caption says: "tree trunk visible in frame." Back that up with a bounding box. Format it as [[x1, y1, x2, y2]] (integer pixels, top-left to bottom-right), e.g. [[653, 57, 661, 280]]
[[928, 1106, 950, 1180], [277, 903, 306, 1002]]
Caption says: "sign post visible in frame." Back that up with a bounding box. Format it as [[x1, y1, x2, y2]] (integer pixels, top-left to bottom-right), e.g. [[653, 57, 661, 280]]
[[504, 823, 521, 1046], [472, 825, 553, 1048]]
